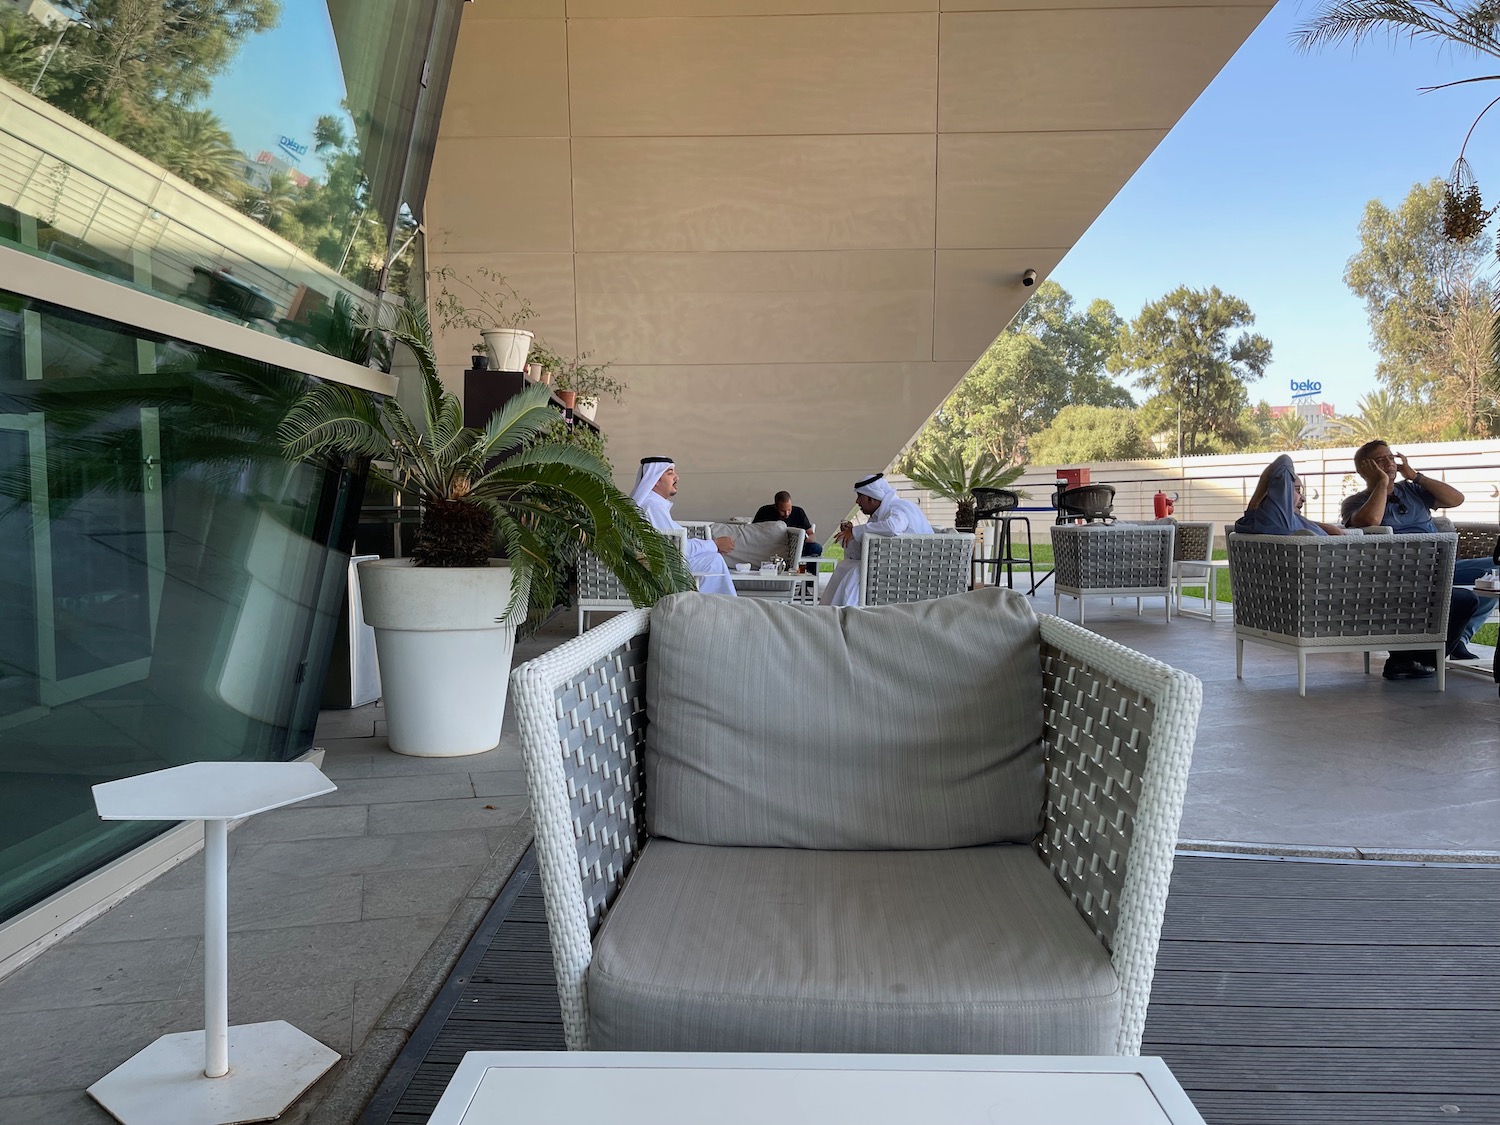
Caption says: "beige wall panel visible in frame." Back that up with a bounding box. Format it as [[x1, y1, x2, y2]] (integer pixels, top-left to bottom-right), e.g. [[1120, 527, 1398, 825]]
[[933, 248, 1068, 363], [939, 8, 1269, 132], [936, 131, 1164, 249], [467, 0, 563, 16], [567, 15, 937, 136], [569, 1, 934, 15], [576, 250, 932, 364], [425, 251, 576, 391], [602, 361, 968, 522], [572, 135, 937, 251], [426, 138, 573, 253], [440, 20, 569, 139]]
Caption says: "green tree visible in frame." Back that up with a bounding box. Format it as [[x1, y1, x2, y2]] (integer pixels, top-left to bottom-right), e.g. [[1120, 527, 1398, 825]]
[[51, 0, 280, 141], [0, 9, 54, 93], [1269, 411, 1312, 450], [1345, 179, 1498, 435], [1111, 285, 1272, 455], [900, 281, 1133, 469], [1028, 405, 1148, 464]]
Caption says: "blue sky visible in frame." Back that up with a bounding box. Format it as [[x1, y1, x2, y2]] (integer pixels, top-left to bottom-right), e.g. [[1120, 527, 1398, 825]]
[[1054, 0, 1500, 415], [207, 3, 347, 179]]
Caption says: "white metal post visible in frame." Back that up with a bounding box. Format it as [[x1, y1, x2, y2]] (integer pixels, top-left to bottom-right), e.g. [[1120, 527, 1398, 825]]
[[202, 819, 230, 1079]]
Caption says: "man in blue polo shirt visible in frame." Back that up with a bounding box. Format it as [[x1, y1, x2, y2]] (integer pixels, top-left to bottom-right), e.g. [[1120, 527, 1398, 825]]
[[1342, 439, 1495, 673]]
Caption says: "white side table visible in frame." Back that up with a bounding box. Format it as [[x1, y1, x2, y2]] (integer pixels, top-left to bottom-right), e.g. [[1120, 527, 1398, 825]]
[[88, 761, 340, 1125], [427, 1052, 1209, 1125]]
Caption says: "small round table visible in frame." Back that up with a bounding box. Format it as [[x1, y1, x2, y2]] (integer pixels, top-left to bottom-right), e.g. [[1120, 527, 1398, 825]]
[[88, 761, 339, 1125]]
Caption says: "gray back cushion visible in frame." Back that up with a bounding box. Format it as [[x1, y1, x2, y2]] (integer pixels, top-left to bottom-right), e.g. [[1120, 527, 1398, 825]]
[[645, 587, 1045, 849], [712, 521, 794, 568]]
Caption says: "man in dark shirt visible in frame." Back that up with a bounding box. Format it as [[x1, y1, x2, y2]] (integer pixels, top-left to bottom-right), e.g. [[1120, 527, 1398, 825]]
[[753, 491, 822, 556], [1342, 439, 1494, 670]]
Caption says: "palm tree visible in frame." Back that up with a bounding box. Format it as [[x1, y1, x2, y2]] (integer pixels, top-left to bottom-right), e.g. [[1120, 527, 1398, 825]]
[[250, 171, 298, 229], [278, 297, 691, 621], [902, 449, 1026, 529], [1293, 0, 1500, 241], [159, 109, 245, 201], [1270, 411, 1311, 449], [1330, 389, 1414, 443]]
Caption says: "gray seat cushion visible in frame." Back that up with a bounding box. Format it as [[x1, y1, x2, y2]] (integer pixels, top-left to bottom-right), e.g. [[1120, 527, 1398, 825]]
[[645, 587, 1045, 849], [588, 840, 1121, 1053]]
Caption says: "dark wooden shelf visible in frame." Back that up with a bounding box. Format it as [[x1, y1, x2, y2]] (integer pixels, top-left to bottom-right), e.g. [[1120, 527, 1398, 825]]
[[462, 369, 600, 432]]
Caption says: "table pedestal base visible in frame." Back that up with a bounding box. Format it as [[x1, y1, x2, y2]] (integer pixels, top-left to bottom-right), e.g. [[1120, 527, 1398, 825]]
[[87, 1020, 339, 1125]]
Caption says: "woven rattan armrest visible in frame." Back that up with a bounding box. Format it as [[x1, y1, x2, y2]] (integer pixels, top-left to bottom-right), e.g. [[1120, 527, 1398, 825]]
[[1035, 613, 1202, 1054], [513, 609, 653, 1049]]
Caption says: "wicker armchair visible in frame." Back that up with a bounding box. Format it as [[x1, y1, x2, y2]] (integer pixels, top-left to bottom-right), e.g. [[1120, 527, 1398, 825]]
[[1052, 523, 1175, 625], [512, 589, 1202, 1056], [858, 531, 974, 605], [575, 528, 688, 635], [1227, 531, 1456, 696], [1169, 521, 1219, 621]]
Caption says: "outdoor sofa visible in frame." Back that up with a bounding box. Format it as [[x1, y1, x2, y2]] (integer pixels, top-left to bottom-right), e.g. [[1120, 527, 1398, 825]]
[[513, 588, 1203, 1056]]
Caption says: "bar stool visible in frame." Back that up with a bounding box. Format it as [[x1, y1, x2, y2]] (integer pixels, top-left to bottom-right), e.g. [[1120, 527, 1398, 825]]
[[970, 488, 1035, 592]]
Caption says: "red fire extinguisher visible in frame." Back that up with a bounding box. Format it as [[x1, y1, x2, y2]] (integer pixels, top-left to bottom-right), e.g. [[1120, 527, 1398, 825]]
[[1153, 491, 1176, 519]]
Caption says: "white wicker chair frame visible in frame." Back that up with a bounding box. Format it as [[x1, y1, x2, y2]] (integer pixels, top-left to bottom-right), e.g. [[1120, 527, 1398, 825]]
[[1052, 524, 1175, 625], [511, 607, 1202, 1056], [1169, 522, 1217, 621], [857, 532, 974, 605], [575, 528, 687, 635], [1227, 531, 1456, 696]]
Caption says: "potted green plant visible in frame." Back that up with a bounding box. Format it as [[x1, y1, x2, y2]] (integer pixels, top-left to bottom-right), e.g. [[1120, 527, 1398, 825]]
[[902, 449, 1026, 530], [279, 298, 691, 757], [552, 350, 626, 422], [430, 265, 537, 372]]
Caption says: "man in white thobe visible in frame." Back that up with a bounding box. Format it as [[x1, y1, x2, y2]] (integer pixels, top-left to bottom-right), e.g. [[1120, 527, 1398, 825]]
[[820, 472, 933, 607], [631, 457, 738, 596]]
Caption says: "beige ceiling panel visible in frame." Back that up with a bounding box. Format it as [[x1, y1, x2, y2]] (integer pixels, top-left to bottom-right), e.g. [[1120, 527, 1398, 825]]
[[574, 136, 937, 251], [569, 1, 934, 15], [426, 138, 573, 253], [939, 8, 1270, 132], [936, 130, 1164, 249], [576, 249, 933, 295], [439, 20, 569, 139], [944, 0, 1255, 8], [467, 0, 563, 16], [425, 251, 577, 388], [568, 14, 937, 136], [576, 250, 933, 364], [601, 360, 968, 521], [933, 248, 1069, 363]]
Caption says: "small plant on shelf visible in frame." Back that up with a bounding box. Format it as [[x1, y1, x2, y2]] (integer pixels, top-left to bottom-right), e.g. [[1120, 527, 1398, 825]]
[[552, 350, 627, 403]]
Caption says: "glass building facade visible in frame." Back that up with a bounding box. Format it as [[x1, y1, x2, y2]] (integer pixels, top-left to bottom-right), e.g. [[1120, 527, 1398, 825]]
[[0, 1, 461, 931]]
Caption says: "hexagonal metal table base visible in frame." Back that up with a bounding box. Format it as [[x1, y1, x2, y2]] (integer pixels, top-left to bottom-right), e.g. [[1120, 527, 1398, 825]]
[[87, 1020, 339, 1125]]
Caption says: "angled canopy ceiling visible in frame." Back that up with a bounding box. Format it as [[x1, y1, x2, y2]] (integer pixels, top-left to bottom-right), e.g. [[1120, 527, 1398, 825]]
[[425, 0, 1271, 528]]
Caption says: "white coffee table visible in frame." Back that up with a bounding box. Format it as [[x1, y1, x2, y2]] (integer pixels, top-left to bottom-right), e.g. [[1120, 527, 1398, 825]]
[[88, 761, 340, 1125], [731, 569, 818, 603], [426, 1052, 1208, 1125]]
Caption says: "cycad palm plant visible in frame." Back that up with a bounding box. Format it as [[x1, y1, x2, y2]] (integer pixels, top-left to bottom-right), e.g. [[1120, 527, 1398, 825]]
[[902, 449, 1026, 529], [278, 298, 693, 623]]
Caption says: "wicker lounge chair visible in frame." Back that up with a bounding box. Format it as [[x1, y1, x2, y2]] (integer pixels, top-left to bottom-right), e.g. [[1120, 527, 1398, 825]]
[[1227, 531, 1456, 696], [575, 528, 689, 634], [859, 531, 974, 605], [1052, 523, 1175, 624], [512, 588, 1202, 1057]]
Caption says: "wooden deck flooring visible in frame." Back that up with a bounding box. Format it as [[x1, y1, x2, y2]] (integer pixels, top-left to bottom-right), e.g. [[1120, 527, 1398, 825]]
[[361, 849, 1500, 1125]]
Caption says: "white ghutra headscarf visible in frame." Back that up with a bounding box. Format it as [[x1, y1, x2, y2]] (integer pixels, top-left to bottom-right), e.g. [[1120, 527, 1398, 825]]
[[631, 457, 675, 507], [854, 472, 896, 506]]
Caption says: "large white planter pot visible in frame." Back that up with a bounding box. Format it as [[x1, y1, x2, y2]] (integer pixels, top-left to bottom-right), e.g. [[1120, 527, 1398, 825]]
[[480, 328, 534, 373], [574, 396, 598, 422], [357, 558, 527, 757]]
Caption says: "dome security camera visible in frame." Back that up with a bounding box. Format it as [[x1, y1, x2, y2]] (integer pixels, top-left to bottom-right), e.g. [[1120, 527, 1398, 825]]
[[1021, 269, 1038, 287]]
